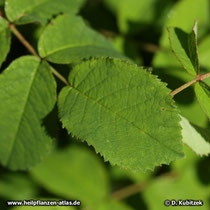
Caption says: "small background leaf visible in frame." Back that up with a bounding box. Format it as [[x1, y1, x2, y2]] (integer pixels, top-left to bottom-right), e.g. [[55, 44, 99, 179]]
[[168, 26, 198, 75], [117, 0, 157, 33], [143, 145, 210, 210], [5, 0, 86, 25], [104, 0, 172, 34], [38, 14, 125, 64], [143, 165, 209, 210], [0, 173, 38, 200], [30, 145, 109, 207], [159, 0, 209, 47]]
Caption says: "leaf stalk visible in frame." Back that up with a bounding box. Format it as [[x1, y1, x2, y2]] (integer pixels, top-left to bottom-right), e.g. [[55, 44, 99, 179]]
[[8, 23, 69, 86], [170, 72, 210, 97], [9, 23, 39, 57]]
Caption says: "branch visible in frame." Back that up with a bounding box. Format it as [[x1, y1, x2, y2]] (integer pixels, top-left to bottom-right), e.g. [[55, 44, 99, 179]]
[[140, 42, 161, 53], [170, 72, 210, 97], [111, 171, 178, 201], [8, 23, 69, 86], [112, 182, 147, 200], [49, 65, 69, 86], [9, 23, 39, 57]]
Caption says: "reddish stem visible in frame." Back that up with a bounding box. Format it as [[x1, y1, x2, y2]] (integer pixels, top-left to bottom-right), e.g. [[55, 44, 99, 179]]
[[170, 72, 210, 97]]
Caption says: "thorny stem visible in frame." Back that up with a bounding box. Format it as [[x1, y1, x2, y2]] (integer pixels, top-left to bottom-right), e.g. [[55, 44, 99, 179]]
[[170, 72, 210, 97], [8, 23, 70, 86]]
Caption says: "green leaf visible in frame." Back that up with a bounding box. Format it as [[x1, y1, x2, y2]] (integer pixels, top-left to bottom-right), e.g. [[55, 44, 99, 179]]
[[103, 0, 119, 14], [58, 58, 184, 172], [0, 0, 4, 7], [153, 5, 210, 128], [143, 166, 209, 210], [38, 14, 125, 64], [153, 51, 209, 127], [144, 145, 210, 210], [168, 22, 199, 76], [110, 163, 151, 183], [195, 82, 210, 119], [0, 173, 38, 200], [113, 36, 142, 65], [30, 145, 109, 207], [5, 0, 86, 25], [117, 0, 156, 33], [0, 17, 11, 67], [0, 56, 56, 170], [104, 0, 172, 34], [180, 116, 210, 156]]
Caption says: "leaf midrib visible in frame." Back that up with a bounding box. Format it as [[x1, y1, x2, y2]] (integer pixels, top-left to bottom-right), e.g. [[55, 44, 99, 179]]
[[66, 85, 182, 156], [6, 62, 40, 165], [41, 44, 116, 58]]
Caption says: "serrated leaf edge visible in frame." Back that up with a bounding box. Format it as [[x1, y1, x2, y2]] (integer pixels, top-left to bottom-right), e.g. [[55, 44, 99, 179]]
[[58, 57, 184, 172]]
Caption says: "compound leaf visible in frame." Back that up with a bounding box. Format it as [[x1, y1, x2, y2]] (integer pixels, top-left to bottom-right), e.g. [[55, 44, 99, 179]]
[[195, 82, 210, 119], [153, 13, 210, 128], [0, 56, 56, 170], [0, 17, 11, 67], [5, 0, 86, 25], [168, 21, 199, 76], [180, 116, 210, 156], [58, 58, 184, 172], [30, 145, 109, 207], [38, 14, 125, 64]]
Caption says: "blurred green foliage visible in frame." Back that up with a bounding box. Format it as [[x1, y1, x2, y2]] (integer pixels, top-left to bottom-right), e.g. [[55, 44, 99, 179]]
[[0, 0, 210, 209]]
